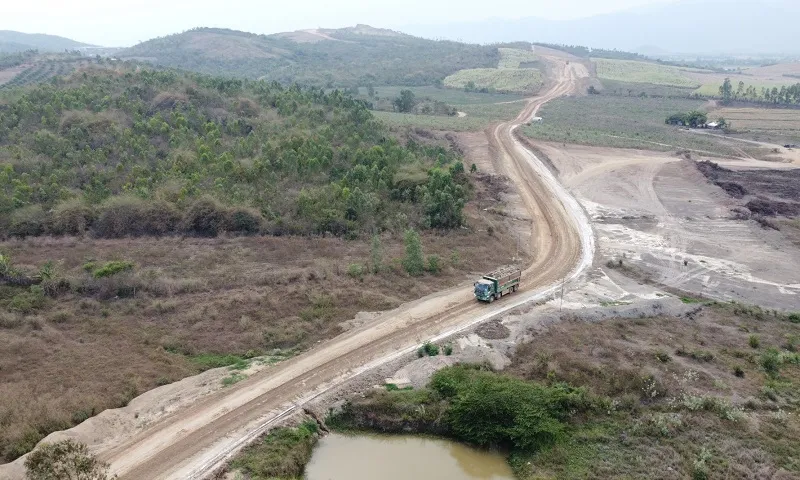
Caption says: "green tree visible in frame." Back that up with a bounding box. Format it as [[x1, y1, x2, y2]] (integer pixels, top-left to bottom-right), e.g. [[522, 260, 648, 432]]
[[370, 234, 383, 274], [719, 78, 733, 104], [402, 228, 425, 276], [420, 168, 465, 229], [25, 440, 115, 480], [393, 89, 416, 113]]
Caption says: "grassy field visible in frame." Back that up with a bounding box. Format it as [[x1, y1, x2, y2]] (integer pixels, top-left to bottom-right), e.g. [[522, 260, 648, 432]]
[[360, 85, 525, 105], [594, 59, 701, 88], [600, 79, 699, 98], [444, 68, 544, 94], [375, 101, 524, 131], [708, 107, 800, 144], [522, 95, 741, 155], [497, 48, 539, 69]]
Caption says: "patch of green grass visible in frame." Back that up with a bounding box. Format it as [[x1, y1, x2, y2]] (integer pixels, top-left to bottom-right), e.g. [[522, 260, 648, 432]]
[[444, 68, 543, 94], [522, 95, 740, 155], [230, 420, 319, 479], [594, 59, 700, 87], [222, 372, 246, 386], [497, 48, 539, 69], [188, 353, 250, 371], [600, 79, 699, 98]]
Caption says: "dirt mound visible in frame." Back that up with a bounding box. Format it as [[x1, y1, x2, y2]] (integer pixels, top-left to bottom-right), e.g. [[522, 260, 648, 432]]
[[475, 320, 511, 339]]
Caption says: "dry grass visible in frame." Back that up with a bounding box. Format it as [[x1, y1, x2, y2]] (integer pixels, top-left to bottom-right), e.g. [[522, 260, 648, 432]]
[[0, 176, 520, 463], [706, 107, 800, 143], [508, 304, 800, 479]]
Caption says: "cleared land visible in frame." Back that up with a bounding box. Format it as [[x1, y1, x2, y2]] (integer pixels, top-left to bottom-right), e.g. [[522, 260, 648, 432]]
[[444, 68, 544, 94], [522, 95, 745, 155], [706, 107, 800, 144], [593, 59, 701, 88], [361, 85, 525, 105], [375, 101, 524, 131]]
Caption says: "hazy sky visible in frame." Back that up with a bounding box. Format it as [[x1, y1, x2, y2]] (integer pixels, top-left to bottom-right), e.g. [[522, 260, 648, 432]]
[[3, 0, 678, 47]]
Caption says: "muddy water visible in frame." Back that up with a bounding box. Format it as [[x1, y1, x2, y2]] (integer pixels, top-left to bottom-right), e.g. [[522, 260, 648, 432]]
[[305, 433, 514, 480]]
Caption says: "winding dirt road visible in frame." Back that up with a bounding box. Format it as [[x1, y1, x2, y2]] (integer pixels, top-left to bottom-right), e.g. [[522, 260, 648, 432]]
[[3, 58, 592, 480]]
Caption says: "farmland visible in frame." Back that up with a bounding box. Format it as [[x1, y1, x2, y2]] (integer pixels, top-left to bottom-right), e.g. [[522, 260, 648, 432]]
[[358, 85, 525, 105], [522, 95, 742, 155], [706, 107, 800, 144], [593, 58, 701, 88], [497, 47, 539, 69], [444, 68, 544, 94]]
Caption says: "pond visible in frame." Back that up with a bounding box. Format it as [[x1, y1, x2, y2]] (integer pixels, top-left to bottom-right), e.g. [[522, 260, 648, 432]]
[[305, 433, 515, 480]]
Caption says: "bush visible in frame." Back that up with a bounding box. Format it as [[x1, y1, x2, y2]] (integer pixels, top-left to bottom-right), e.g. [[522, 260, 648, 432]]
[[761, 348, 781, 377], [430, 366, 588, 451], [9, 205, 47, 238], [225, 207, 263, 234], [181, 196, 227, 237], [94, 196, 180, 237], [24, 439, 113, 480], [417, 342, 440, 357], [347, 263, 365, 280], [8, 285, 47, 313], [48, 199, 94, 235], [733, 366, 745, 378], [427, 255, 441, 274], [92, 261, 134, 279], [230, 421, 318, 479], [749, 335, 760, 349]]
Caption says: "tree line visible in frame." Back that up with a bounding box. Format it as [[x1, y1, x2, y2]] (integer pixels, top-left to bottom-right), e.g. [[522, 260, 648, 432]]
[[719, 78, 800, 105]]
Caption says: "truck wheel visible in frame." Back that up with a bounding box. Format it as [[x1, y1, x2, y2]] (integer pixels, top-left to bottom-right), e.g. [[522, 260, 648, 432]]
[[489, 295, 495, 303]]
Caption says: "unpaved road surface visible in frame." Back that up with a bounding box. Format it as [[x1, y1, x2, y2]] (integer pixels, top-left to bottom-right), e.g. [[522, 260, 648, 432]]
[[0, 59, 592, 479]]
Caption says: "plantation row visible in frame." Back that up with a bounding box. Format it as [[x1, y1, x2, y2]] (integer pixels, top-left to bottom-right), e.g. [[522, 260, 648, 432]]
[[0, 60, 81, 90], [0, 67, 469, 238]]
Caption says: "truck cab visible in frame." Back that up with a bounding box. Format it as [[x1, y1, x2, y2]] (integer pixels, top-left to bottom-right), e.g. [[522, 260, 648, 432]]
[[473, 279, 496, 302]]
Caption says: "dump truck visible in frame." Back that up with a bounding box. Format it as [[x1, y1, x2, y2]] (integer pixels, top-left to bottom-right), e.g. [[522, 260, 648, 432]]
[[473, 265, 521, 302]]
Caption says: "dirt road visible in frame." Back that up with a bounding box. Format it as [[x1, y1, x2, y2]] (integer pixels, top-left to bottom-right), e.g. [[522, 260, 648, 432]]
[[0, 59, 591, 480]]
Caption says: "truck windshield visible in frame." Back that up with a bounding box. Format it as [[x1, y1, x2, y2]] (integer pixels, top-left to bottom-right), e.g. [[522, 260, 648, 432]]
[[475, 284, 489, 294]]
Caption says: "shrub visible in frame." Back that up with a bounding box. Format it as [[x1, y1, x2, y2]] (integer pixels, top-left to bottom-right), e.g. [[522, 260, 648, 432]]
[[9, 285, 47, 313], [48, 199, 94, 235], [92, 261, 134, 279], [9, 205, 47, 238], [225, 207, 263, 234], [230, 421, 318, 479], [346, 263, 365, 280], [749, 335, 760, 349], [443, 344, 453, 356], [24, 439, 113, 480], [181, 196, 227, 237], [761, 348, 781, 377], [654, 350, 671, 363], [733, 366, 745, 378], [427, 255, 441, 274], [94, 196, 180, 237]]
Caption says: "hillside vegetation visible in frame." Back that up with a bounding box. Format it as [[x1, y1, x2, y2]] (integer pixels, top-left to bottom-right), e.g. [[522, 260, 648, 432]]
[[444, 68, 544, 94], [0, 67, 471, 239], [120, 27, 500, 88]]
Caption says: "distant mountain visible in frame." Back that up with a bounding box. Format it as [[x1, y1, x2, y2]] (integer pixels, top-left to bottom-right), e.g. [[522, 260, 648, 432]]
[[119, 26, 499, 87], [0, 30, 94, 53], [401, 0, 800, 54]]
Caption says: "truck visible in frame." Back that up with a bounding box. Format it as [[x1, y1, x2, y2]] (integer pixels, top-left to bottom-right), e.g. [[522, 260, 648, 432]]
[[473, 265, 521, 302]]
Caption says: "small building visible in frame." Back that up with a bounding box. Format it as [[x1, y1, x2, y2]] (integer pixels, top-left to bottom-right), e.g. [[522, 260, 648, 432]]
[[528, 116, 543, 125], [706, 122, 720, 129]]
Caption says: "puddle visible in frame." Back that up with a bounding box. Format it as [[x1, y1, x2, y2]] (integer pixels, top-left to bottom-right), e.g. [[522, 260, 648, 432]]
[[305, 433, 514, 480]]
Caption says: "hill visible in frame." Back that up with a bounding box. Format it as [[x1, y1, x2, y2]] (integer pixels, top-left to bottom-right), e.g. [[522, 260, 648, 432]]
[[0, 30, 93, 53], [402, 0, 800, 54], [118, 26, 499, 87], [0, 66, 469, 240]]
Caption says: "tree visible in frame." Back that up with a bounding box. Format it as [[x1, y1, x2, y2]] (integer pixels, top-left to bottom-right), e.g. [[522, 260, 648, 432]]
[[419, 168, 465, 229], [393, 90, 416, 113], [25, 440, 115, 480], [402, 229, 425, 276], [719, 78, 733, 104], [587, 85, 600, 95], [370, 234, 383, 274]]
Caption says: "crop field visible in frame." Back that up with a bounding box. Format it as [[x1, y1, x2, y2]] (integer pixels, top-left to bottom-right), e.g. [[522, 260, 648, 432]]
[[708, 107, 800, 143], [522, 95, 742, 155], [359, 85, 525, 105], [444, 68, 544, 94], [0, 61, 85, 90], [600, 79, 698, 98], [593, 58, 701, 88], [497, 47, 539, 69], [375, 101, 524, 131]]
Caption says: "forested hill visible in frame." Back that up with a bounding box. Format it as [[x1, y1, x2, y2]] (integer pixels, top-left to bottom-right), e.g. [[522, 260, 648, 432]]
[[0, 30, 93, 53], [0, 67, 468, 238], [119, 26, 500, 88]]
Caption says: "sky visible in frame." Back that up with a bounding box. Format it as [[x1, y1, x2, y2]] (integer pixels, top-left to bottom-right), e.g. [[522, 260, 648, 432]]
[[2, 0, 678, 47]]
